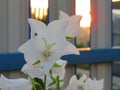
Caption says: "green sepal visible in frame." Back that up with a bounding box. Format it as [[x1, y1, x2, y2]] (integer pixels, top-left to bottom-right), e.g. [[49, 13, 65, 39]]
[[66, 36, 74, 40], [32, 60, 41, 65], [53, 63, 61, 67], [83, 78, 87, 83], [76, 73, 82, 80]]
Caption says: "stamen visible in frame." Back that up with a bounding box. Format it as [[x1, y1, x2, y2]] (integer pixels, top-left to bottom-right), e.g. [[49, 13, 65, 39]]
[[42, 37, 55, 60]]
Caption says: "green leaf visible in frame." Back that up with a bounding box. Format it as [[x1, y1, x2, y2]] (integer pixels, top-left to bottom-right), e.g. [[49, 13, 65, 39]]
[[32, 60, 41, 65], [76, 73, 82, 80]]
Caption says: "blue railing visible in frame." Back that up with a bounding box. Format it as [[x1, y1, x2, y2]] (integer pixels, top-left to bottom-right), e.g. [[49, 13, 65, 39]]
[[0, 48, 120, 90], [0, 48, 120, 70]]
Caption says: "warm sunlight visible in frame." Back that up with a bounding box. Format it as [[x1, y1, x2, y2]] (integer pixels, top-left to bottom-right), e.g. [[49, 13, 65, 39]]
[[75, 0, 91, 48], [30, 0, 48, 21], [113, 0, 120, 2], [75, 0, 91, 27]]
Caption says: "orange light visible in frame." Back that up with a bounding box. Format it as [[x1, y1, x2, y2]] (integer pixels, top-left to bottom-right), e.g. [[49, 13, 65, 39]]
[[75, 0, 91, 48], [112, 0, 120, 2], [75, 0, 91, 28], [30, 0, 48, 21]]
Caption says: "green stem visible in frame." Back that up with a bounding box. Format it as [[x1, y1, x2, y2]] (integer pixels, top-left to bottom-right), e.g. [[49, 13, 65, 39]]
[[56, 76, 60, 90], [44, 74, 47, 90]]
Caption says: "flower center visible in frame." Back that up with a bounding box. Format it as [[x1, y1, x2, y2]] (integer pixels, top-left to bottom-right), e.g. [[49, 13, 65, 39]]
[[42, 38, 55, 60]]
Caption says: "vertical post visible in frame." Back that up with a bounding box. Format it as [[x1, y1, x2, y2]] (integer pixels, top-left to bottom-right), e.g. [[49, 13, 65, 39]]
[[0, 0, 8, 52], [0, 0, 29, 52], [49, 0, 75, 22], [0, 0, 29, 79], [8, 0, 29, 52], [90, 0, 112, 90], [49, 0, 57, 21]]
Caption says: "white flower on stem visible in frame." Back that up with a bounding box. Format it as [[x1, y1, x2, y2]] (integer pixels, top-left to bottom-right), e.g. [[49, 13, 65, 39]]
[[65, 74, 104, 90], [0, 75, 32, 90], [65, 74, 88, 90], [51, 59, 67, 80], [84, 78, 104, 90], [21, 59, 67, 89], [59, 11, 84, 38], [49, 60, 67, 88], [19, 19, 80, 74]]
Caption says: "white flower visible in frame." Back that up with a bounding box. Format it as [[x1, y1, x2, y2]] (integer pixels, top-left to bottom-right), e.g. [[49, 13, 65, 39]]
[[19, 19, 80, 74], [59, 11, 84, 37], [21, 59, 67, 89], [49, 60, 67, 88], [0, 75, 32, 90], [65, 74, 104, 90], [84, 78, 104, 90], [51, 59, 67, 80], [65, 74, 88, 90], [21, 60, 44, 78]]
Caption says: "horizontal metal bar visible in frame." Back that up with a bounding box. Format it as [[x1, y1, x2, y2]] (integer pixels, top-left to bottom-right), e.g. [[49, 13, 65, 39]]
[[62, 48, 120, 65], [0, 48, 120, 71]]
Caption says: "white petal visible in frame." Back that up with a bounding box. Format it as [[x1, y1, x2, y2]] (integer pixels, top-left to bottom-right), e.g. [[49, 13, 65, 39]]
[[24, 55, 37, 64], [56, 59, 67, 68], [18, 36, 45, 61], [0, 75, 32, 90], [41, 58, 56, 74], [63, 41, 80, 55], [45, 19, 68, 42], [59, 11, 70, 19], [85, 78, 104, 90], [48, 60, 67, 89], [28, 18, 46, 38], [65, 15, 84, 37], [21, 63, 44, 78], [65, 74, 88, 90], [59, 11, 84, 37]]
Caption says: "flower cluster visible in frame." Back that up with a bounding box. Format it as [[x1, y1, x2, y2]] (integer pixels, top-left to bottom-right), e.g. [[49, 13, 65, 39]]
[[0, 11, 103, 90]]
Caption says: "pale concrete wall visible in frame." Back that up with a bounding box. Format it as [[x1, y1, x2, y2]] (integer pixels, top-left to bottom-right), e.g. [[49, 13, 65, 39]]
[[49, 0, 75, 22]]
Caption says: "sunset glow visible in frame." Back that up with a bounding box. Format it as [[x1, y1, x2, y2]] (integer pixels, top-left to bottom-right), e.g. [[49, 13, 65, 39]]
[[75, 0, 91, 27], [112, 0, 120, 2], [30, 0, 48, 21]]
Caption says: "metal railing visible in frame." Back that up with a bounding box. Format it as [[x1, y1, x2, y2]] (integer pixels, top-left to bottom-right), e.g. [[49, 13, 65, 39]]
[[0, 48, 120, 90]]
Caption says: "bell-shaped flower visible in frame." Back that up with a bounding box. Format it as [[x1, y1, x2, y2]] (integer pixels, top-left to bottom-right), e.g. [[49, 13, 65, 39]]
[[0, 75, 32, 90], [65, 74, 104, 90], [18, 19, 80, 74], [83, 78, 104, 90], [21, 60, 44, 78], [65, 74, 88, 90], [21, 59, 67, 89], [48, 59, 67, 88], [59, 11, 84, 38], [51, 59, 67, 80]]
